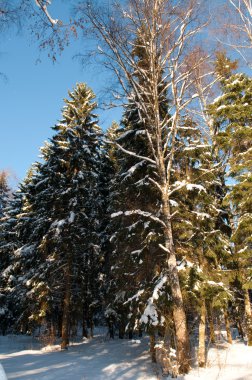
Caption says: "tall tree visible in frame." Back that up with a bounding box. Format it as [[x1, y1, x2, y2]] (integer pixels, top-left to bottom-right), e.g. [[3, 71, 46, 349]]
[[209, 71, 252, 345], [77, 0, 210, 372], [1, 84, 103, 347], [0, 171, 10, 217], [0, 185, 23, 334]]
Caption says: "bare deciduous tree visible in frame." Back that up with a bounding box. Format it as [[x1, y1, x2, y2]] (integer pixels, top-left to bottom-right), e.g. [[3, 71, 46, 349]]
[[34, 0, 59, 26], [214, 0, 252, 68], [75, 0, 210, 373]]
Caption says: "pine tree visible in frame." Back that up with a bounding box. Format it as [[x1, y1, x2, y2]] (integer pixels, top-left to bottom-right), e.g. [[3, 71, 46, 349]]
[[0, 187, 23, 334], [0, 171, 11, 217], [2, 84, 103, 346], [0, 167, 37, 335], [0, 165, 46, 334], [209, 71, 252, 345], [99, 122, 120, 337], [37, 83, 102, 348]]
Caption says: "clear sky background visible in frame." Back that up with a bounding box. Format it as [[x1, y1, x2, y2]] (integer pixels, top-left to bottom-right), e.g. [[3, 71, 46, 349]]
[[0, 0, 249, 188], [0, 1, 121, 187]]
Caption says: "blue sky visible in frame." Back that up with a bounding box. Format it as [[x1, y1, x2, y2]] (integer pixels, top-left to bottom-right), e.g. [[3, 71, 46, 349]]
[[0, 2, 121, 187]]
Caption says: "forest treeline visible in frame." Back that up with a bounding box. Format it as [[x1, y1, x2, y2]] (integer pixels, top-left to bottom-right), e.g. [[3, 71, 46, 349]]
[[0, 0, 252, 376]]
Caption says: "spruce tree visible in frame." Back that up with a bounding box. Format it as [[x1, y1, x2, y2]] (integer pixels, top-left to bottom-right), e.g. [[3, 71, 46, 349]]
[[1, 84, 103, 346], [0, 171, 11, 217], [0, 188, 24, 334], [209, 71, 252, 345]]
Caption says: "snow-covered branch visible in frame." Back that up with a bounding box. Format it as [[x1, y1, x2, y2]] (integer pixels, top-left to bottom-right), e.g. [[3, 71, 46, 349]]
[[35, 0, 59, 26], [111, 209, 166, 227]]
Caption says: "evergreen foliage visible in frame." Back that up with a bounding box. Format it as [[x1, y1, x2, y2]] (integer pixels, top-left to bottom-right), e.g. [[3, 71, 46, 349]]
[[0, 84, 103, 346], [209, 70, 252, 344], [0, 171, 11, 217], [0, 48, 251, 373]]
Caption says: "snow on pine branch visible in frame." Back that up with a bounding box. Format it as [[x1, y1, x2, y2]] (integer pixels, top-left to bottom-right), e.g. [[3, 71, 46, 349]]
[[184, 144, 210, 151], [169, 180, 207, 195], [140, 275, 168, 326], [115, 142, 156, 165], [124, 289, 144, 305], [121, 160, 145, 180], [111, 210, 166, 227]]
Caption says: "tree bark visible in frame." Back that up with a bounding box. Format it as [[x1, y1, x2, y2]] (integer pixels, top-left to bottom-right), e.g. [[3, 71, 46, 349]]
[[198, 300, 206, 367], [90, 318, 94, 339], [61, 261, 71, 349], [216, 315, 222, 342], [207, 304, 215, 344], [244, 289, 252, 346], [82, 317, 88, 338], [237, 318, 244, 338], [224, 309, 233, 344], [163, 202, 191, 373], [149, 333, 157, 363]]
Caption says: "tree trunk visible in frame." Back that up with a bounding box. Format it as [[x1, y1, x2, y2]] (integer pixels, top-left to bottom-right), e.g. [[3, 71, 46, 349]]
[[207, 304, 215, 344], [61, 262, 71, 349], [216, 315, 222, 342], [168, 254, 190, 372], [82, 317, 88, 338], [119, 323, 125, 339], [237, 318, 244, 338], [198, 300, 206, 367], [244, 290, 252, 346], [149, 333, 157, 363], [224, 310, 232, 344], [160, 183, 190, 374], [49, 321, 56, 345], [90, 318, 94, 338], [166, 229, 190, 373]]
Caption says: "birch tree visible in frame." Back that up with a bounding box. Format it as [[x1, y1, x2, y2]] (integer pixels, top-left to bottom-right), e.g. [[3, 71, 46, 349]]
[[216, 0, 252, 69], [76, 0, 209, 373]]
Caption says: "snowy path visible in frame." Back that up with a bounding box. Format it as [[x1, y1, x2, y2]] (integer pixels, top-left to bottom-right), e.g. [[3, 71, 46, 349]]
[[0, 335, 252, 380], [0, 336, 157, 380]]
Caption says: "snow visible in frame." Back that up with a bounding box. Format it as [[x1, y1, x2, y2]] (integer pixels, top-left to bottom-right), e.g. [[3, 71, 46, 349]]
[[0, 334, 252, 380], [111, 211, 123, 218], [192, 211, 210, 220], [112, 210, 165, 227], [0, 334, 156, 380], [0, 363, 7, 380], [213, 95, 223, 103], [216, 105, 227, 111], [15, 244, 36, 258], [182, 341, 252, 380], [116, 130, 134, 141], [169, 199, 178, 207], [68, 211, 75, 224], [152, 276, 168, 300], [230, 78, 241, 86], [125, 289, 144, 304], [238, 246, 248, 254], [140, 300, 159, 325], [186, 184, 206, 193], [184, 145, 209, 151], [177, 259, 194, 271], [140, 277, 168, 326], [121, 161, 145, 178], [207, 280, 224, 287]]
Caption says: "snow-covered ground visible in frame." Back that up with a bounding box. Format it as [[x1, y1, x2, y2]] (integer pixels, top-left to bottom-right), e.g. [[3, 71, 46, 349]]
[[184, 341, 252, 380], [0, 334, 156, 380], [0, 333, 251, 380]]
